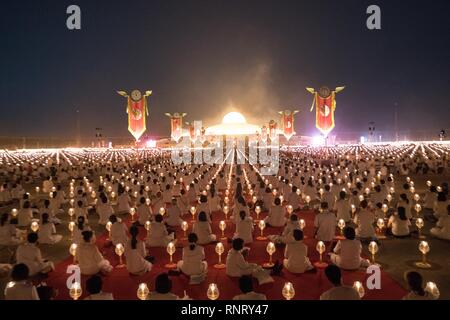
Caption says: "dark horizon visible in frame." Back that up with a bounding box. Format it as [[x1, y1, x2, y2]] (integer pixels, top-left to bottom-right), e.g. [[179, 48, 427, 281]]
[[1, 0, 449, 141]]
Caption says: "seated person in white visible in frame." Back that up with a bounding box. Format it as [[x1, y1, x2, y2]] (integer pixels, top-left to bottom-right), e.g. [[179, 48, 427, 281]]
[[109, 215, 128, 246], [264, 197, 286, 227], [233, 210, 254, 244], [430, 204, 450, 240], [116, 188, 131, 214], [433, 193, 448, 220], [37, 213, 63, 244], [84, 275, 114, 300], [283, 229, 314, 273], [4, 263, 39, 300], [125, 225, 153, 276], [208, 190, 221, 212], [147, 273, 187, 300], [320, 265, 360, 300], [176, 233, 208, 283], [353, 200, 376, 240], [397, 193, 412, 219], [165, 198, 183, 227], [230, 196, 250, 224], [226, 238, 277, 285], [322, 185, 336, 209], [17, 201, 33, 228], [74, 200, 89, 221], [16, 233, 54, 276], [197, 195, 212, 222], [314, 202, 336, 242], [137, 197, 152, 226], [330, 227, 370, 270], [387, 207, 411, 237], [0, 213, 22, 246], [334, 191, 351, 222], [75, 230, 112, 276], [233, 275, 267, 300], [402, 271, 439, 300], [146, 214, 175, 247], [73, 216, 91, 244], [192, 211, 216, 245], [287, 186, 301, 211], [97, 196, 114, 225]]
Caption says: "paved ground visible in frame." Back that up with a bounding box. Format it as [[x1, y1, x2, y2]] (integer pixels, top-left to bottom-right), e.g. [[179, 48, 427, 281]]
[[1, 171, 449, 300]]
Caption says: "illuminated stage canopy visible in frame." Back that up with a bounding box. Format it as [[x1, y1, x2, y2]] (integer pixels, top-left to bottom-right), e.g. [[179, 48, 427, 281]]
[[205, 112, 261, 136]]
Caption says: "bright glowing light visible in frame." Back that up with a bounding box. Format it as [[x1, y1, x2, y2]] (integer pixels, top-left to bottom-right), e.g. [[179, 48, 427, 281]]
[[312, 135, 325, 146], [146, 140, 157, 148], [222, 112, 246, 124]]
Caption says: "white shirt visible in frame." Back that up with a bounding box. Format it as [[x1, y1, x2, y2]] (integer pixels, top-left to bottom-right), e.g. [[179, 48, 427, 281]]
[[4, 281, 39, 300], [226, 249, 253, 277], [192, 221, 214, 244], [333, 239, 363, 270], [314, 212, 336, 242], [320, 286, 360, 300], [110, 222, 128, 246], [84, 292, 114, 300], [234, 217, 254, 244], [233, 291, 267, 300], [284, 240, 311, 273], [179, 245, 206, 275], [388, 215, 410, 236], [354, 209, 375, 238]]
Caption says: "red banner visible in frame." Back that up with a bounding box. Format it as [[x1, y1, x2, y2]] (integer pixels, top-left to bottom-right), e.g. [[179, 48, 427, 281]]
[[170, 118, 183, 142], [315, 92, 335, 136], [127, 97, 147, 141], [279, 110, 298, 140], [269, 120, 277, 141]]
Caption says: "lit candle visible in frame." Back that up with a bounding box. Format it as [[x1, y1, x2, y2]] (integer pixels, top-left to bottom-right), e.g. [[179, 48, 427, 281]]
[[207, 283, 219, 300], [69, 282, 82, 300], [282, 282, 295, 300], [353, 281, 365, 299], [137, 283, 149, 300]]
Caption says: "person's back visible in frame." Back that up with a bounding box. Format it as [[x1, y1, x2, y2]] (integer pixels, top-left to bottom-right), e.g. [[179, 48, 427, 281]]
[[389, 215, 410, 236], [85, 292, 114, 300], [233, 291, 267, 300], [320, 285, 360, 300], [77, 242, 102, 275], [181, 245, 205, 275], [315, 211, 336, 241], [355, 209, 375, 238], [5, 281, 39, 300], [235, 216, 253, 243], [284, 240, 309, 273], [333, 239, 362, 270], [193, 221, 213, 244]]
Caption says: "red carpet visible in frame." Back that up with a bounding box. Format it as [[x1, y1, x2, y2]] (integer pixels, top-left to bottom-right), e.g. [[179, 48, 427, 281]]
[[45, 208, 407, 300]]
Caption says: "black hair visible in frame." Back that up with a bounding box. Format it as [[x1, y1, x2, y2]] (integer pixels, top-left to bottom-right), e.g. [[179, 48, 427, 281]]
[[155, 214, 163, 223], [239, 275, 253, 294], [339, 191, 346, 199], [0, 213, 8, 226], [320, 202, 329, 210], [397, 207, 407, 221], [41, 213, 50, 224], [344, 226, 356, 240], [406, 271, 425, 296], [109, 215, 117, 223], [293, 229, 304, 241], [198, 211, 207, 222], [324, 265, 342, 286], [232, 238, 244, 251], [82, 230, 93, 243], [188, 233, 198, 250], [274, 197, 281, 206], [129, 225, 139, 250], [27, 232, 38, 244], [11, 263, 30, 281], [86, 275, 103, 294], [239, 210, 246, 220], [155, 273, 172, 294], [77, 216, 85, 230]]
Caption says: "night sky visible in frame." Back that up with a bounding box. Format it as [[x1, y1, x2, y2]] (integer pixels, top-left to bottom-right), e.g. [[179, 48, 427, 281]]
[[1, 0, 449, 140]]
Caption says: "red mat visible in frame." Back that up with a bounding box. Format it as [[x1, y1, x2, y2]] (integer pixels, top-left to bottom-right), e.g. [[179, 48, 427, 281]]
[[45, 208, 407, 300]]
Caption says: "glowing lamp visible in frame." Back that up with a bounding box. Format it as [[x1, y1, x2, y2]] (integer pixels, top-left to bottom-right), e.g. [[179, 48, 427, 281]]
[[68, 208, 75, 220], [263, 242, 276, 267], [137, 283, 149, 300], [207, 283, 219, 300], [368, 241, 378, 264], [255, 205, 261, 220], [416, 241, 431, 268], [190, 206, 196, 221], [314, 241, 327, 268], [181, 221, 188, 239], [377, 218, 386, 239], [219, 220, 227, 239], [425, 282, 440, 299], [223, 205, 229, 219], [30, 221, 39, 233], [353, 281, 365, 299], [68, 221, 76, 239], [416, 218, 425, 239], [69, 243, 77, 264], [257, 220, 266, 240], [414, 204, 422, 215], [299, 219, 306, 230], [69, 282, 82, 300], [165, 241, 176, 268], [159, 207, 166, 216], [286, 205, 293, 215], [214, 242, 225, 269], [282, 282, 295, 300], [115, 243, 125, 267], [337, 219, 345, 238]]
